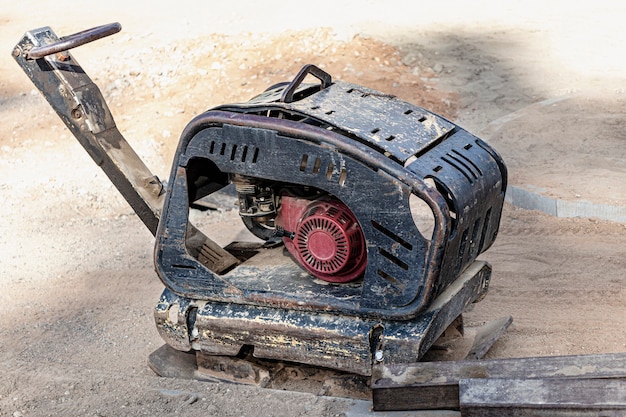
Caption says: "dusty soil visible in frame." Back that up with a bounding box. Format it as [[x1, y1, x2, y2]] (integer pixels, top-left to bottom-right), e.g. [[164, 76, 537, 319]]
[[1, 2, 625, 416]]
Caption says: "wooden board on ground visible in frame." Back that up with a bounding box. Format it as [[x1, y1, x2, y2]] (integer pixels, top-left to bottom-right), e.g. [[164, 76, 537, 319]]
[[459, 377, 626, 417], [372, 352, 626, 411]]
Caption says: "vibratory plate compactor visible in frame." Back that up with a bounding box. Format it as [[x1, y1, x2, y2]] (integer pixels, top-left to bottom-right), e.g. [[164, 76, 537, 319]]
[[14, 24, 510, 394]]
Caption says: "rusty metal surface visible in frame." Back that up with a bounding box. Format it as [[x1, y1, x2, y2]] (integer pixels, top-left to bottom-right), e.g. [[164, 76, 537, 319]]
[[155, 260, 491, 376]]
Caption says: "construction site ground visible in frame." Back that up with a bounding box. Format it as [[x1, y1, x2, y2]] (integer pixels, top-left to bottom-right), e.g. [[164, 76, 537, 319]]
[[0, 1, 624, 416]]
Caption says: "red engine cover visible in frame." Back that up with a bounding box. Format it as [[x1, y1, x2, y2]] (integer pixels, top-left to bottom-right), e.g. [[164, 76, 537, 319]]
[[276, 196, 366, 283]]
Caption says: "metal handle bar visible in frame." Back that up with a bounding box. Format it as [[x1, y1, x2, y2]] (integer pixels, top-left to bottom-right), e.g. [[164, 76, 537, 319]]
[[279, 64, 332, 103], [27, 22, 121, 59]]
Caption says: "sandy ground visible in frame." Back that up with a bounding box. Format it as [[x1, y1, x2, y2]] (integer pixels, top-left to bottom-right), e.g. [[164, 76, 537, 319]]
[[1, 1, 625, 416]]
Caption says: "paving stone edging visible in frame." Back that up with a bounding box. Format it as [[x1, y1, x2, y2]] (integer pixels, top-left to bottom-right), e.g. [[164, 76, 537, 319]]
[[506, 185, 626, 223]]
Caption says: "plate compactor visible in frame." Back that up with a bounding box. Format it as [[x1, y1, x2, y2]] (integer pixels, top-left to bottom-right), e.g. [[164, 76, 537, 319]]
[[14, 24, 509, 389]]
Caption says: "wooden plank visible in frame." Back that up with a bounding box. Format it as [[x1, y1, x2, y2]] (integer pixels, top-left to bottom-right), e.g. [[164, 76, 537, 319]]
[[372, 352, 626, 411], [459, 378, 626, 417]]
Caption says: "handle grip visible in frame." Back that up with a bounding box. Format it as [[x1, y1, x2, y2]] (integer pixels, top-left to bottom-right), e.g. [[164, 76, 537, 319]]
[[27, 22, 121, 59]]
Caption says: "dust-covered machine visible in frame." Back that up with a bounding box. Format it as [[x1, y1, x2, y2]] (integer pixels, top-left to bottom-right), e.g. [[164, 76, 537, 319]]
[[13, 24, 508, 382]]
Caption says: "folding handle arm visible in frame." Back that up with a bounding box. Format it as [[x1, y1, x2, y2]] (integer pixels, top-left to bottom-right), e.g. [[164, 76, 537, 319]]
[[13, 24, 163, 235], [13, 24, 240, 273]]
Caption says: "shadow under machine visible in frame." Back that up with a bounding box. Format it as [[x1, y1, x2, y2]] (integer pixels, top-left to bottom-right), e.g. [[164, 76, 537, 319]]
[[13, 24, 508, 384]]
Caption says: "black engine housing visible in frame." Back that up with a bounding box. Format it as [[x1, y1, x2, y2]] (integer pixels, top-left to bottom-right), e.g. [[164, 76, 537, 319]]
[[154, 65, 507, 320]]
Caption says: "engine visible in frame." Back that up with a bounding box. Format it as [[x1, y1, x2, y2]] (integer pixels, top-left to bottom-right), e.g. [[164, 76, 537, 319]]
[[232, 173, 367, 282]]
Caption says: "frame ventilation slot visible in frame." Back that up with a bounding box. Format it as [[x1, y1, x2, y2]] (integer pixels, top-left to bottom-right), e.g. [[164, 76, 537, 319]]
[[478, 207, 492, 252], [313, 157, 322, 174], [326, 162, 334, 180], [371, 220, 413, 251], [442, 154, 475, 183], [299, 155, 347, 185], [458, 228, 469, 266], [451, 149, 483, 177], [469, 218, 482, 259], [378, 247, 409, 270], [377, 269, 405, 291], [300, 154, 309, 172], [208, 141, 259, 164]]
